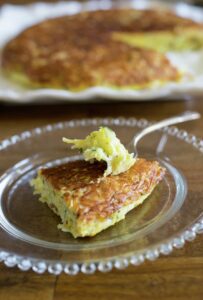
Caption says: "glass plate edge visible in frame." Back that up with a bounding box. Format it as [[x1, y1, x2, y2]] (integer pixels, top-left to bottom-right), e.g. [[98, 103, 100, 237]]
[[0, 117, 202, 275]]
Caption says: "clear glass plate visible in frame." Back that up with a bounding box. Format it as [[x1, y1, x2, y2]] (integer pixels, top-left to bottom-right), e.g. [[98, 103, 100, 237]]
[[0, 117, 203, 275]]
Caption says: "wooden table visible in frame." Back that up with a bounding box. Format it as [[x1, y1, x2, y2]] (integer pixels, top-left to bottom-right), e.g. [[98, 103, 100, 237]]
[[0, 0, 203, 297], [0, 99, 203, 300]]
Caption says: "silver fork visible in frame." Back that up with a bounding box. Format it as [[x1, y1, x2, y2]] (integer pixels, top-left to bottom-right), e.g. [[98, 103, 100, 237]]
[[128, 111, 201, 158]]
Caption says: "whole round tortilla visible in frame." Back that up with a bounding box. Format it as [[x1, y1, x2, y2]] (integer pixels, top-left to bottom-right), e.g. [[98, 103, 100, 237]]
[[2, 9, 202, 91]]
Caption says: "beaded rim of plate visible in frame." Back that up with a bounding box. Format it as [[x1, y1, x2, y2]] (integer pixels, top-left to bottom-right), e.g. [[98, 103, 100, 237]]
[[0, 117, 203, 275]]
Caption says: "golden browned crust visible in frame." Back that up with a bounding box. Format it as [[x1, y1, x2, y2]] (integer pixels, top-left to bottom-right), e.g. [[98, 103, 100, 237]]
[[63, 9, 201, 34], [40, 158, 165, 221], [2, 39, 180, 89], [1, 8, 191, 90]]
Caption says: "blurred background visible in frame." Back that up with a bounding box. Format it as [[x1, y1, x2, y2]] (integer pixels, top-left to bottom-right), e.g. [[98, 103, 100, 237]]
[[0, 1, 203, 300], [0, 0, 203, 5], [0, 0, 202, 3]]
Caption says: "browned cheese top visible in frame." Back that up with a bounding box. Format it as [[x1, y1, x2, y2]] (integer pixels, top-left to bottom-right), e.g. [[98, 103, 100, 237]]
[[41, 158, 165, 221]]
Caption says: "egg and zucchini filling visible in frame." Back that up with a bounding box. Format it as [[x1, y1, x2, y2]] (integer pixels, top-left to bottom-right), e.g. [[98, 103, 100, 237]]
[[113, 28, 203, 53], [63, 127, 136, 176]]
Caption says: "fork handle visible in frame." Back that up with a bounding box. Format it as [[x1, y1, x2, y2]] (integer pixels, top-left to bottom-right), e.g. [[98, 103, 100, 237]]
[[133, 111, 200, 149]]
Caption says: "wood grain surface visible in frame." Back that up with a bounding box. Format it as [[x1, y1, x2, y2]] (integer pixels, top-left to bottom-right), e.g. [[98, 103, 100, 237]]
[[0, 0, 203, 298], [0, 98, 203, 300]]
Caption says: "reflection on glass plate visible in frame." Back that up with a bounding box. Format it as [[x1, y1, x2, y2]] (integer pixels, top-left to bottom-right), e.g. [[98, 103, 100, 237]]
[[0, 0, 203, 103], [0, 117, 202, 275]]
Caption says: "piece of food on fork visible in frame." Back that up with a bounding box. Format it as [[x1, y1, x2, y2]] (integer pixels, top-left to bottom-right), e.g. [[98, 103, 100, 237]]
[[31, 127, 165, 238]]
